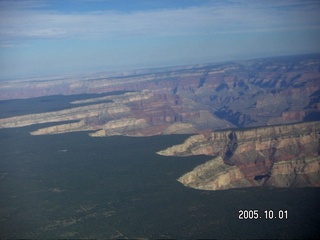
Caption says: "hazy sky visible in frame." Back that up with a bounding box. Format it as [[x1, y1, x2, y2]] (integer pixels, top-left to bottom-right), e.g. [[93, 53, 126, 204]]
[[1, 0, 320, 79]]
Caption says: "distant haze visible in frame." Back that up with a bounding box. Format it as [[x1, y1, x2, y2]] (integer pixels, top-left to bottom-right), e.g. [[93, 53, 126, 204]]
[[1, 0, 320, 79]]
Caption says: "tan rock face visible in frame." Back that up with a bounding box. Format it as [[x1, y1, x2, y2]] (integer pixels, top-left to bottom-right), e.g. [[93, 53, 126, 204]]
[[30, 120, 90, 135], [158, 121, 320, 190], [0, 104, 104, 128], [98, 118, 149, 136], [162, 123, 197, 134], [266, 157, 320, 187], [178, 157, 254, 190]]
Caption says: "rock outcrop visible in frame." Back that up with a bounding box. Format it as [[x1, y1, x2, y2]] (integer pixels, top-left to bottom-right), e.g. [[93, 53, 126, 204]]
[[89, 118, 149, 137], [177, 157, 253, 190], [1, 54, 320, 133], [30, 120, 93, 135], [158, 121, 320, 190], [0, 89, 233, 136], [0, 54, 319, 191]]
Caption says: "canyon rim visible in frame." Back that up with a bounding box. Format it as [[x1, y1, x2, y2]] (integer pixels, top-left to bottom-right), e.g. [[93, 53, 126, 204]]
[[1, 54, 320, 191]]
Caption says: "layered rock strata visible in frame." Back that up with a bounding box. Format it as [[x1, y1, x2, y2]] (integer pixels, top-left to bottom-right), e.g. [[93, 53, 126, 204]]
[[0, 89, 232, 136], [158, 121, 320, 190], [1, 54, 320, 131], [0, 55, 319, 191]]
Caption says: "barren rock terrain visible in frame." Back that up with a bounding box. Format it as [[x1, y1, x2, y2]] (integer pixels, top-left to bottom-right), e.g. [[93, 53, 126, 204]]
[[1, 54, 320, 136], [158, 121, 320, 190], [0, 54, 319, 190]]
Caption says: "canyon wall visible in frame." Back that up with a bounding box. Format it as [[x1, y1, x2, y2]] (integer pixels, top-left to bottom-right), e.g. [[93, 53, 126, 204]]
[[0, 54, 319, 191], [1, 54, 320, 134], [158, 121, 320, 190]]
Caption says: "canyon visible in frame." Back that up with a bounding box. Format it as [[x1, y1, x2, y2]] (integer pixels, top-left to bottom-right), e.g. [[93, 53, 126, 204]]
[[158, 121, 320, 190], [0, 54, 320, 190], [1, 54, 320, 136]]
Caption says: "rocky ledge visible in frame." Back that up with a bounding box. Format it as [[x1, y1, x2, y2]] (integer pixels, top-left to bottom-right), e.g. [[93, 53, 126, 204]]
[[157, 121, 320, 190]]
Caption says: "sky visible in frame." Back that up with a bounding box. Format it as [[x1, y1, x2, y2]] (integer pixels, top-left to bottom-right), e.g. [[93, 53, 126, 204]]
[[0, 0, 320, 79]]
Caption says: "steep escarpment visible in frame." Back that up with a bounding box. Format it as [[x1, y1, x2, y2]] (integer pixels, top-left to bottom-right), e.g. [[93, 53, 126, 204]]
[[0, 89, 233, 136], [1, 54, 320, 134], [158, 121, 320, 190]]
